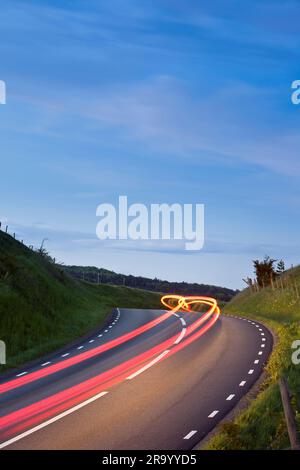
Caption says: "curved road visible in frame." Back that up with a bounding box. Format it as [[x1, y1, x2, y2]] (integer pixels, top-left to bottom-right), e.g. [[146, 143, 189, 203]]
[[0, 307, 272, 449]]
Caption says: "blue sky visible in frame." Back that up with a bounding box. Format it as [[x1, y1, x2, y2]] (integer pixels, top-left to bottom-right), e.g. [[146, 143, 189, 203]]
[[1, 0, 300, 289]]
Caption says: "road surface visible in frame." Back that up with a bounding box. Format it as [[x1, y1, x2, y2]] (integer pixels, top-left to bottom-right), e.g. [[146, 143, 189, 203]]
[[0, 307, 272, 449]]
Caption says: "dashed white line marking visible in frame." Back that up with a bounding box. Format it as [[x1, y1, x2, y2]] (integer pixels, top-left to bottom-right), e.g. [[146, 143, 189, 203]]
[[254, 360, 259, 364], [180, 318, 186, 327], [16, 372, 27, 377], [239, 380, 246, 387], [41, 362, 51, 367], [174, 313, 180, 318], [109, 326, 112, 329], [183, 430, 197, 440], [126, 350, 170, 380], [262, 338, 266, 342], [208, 410, 219, 418], [104, 330, 109, 333], [61, 353, 69, 357], [98, 334, 103, 338], [174, 328, 186, 345], [261, 344, 265, 348], [226, 394, 235, 401], [259, 328, 262, 331], [0, 391, 109, 449], [248, 369, 254, 375], [261, 333, 265, 336], [77, 346, 84, 350], [258, 351, 263, 355], [89, 340, 94, 343]]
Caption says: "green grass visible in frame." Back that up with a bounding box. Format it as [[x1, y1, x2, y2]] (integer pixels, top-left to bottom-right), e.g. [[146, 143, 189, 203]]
[[204, 268, 300, 450], [0, 231, 162, 370]]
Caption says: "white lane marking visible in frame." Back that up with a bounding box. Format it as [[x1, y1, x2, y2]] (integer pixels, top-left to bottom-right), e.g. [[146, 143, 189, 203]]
[[226, 394, 235, 401], [89, 340, 94, 343], [174, 328, 187, 345], [98, 334, 103, 338], [104, 330, 109, 333], [261, 333, 265, 336], [259, 328, 262, 331], [174, 313, 180, 318], [262, 338, 266, 342], [254, 360, 259, 364], [16, 372, 27, 377], [248, 369, 254, 375], [239, 380, 246, 387], [0, 391, 109, 450], [180, 317, 186, 327], [61, 353, 69, 357], [261, 344, 265, 348], [126, 350, 170, 380], [255, 325, 259, 328], [183, 430, 197, 440], [109, 326, 112, 329], [41, 362, 51, 367], [208, 410, 219, 418], [77, 346, 84, 350], [258, 351, 263, 355]]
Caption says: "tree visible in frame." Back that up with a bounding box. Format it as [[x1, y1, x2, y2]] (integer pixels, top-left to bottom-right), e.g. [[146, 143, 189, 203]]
[[253, 255, 277, 288], [276, 259, 285, 275]]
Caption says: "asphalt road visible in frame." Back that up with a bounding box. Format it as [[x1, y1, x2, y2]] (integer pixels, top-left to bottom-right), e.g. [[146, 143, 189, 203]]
[[0, 308, 272, 450]]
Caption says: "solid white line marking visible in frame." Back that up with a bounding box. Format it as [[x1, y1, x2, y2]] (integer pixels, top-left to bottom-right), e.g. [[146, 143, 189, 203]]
[[183, 430, 197, 440], [208, 410, 219, 418], [174, 313, 180, 318], [41, 362, 51, 367], [239, 380, 246, 386], [180, 318, 186, 327], [174, 328, 186, 345], [61, 353, 69, 357], [16, 372, 27, 377], [0, 391, 109, 449], [248, 369, 254, 375], [126, 350, 170, 380], [226, 394, 235, 401]]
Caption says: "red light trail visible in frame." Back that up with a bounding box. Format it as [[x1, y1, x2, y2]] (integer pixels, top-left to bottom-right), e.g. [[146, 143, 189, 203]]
[[0, 296, 220, 444]]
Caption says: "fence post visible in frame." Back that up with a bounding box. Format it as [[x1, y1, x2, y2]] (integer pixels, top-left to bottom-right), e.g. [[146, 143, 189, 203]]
[[279, 377, 300, 450]]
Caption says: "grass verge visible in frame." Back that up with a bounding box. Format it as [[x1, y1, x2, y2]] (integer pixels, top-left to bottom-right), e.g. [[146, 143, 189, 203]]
[[0, 231, 162, 370], [204, 269, 300, 449]]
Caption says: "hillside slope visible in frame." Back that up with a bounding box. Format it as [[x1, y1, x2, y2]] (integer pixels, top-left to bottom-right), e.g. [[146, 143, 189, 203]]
[[205, 267, 300, 450], [63, 265, 237, 302], [0, 231, 161, 369]]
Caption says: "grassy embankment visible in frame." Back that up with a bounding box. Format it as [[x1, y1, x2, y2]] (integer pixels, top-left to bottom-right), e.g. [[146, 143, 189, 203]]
[[0, 231, 162, 370], [205, 267, 300, 449]]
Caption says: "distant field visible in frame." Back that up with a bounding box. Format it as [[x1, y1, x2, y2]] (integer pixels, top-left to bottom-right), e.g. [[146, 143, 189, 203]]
[[0, 231, 162, 370], [205, 268, 300, 450]]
